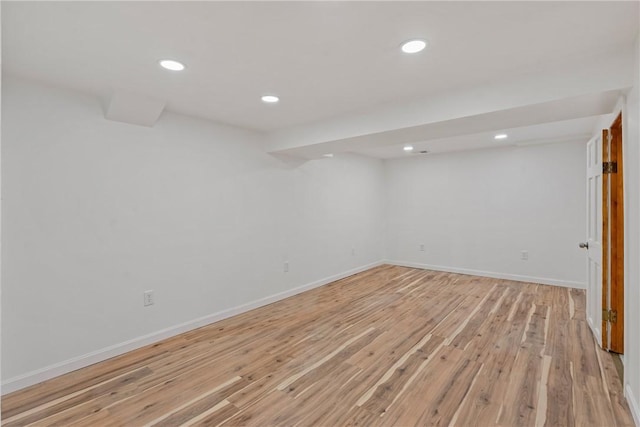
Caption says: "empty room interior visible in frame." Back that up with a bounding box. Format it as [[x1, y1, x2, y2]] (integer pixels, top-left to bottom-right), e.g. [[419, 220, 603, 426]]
[[2, 1, 640, 426]]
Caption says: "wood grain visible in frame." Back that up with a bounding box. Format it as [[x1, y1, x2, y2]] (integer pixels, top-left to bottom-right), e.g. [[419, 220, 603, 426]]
[[603, 127, 611, 349], [2, 265, 634, 426], [609, 112, 624, 354]]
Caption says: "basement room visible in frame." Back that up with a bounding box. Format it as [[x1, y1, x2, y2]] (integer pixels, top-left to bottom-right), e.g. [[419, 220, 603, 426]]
[[1, 1, 639, 426]]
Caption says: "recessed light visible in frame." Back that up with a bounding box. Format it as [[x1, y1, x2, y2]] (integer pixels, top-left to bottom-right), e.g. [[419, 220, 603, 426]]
[[404, 145, 414, 152], [323, 153, 334, 158], [159, 59, 185, 71], [494, 134, 508, 140], [401, 40, 427, 54], [261, 95, 279, 103]]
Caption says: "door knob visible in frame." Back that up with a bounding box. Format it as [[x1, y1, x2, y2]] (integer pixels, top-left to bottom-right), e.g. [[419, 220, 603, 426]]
[[579, 242, 589, 249]]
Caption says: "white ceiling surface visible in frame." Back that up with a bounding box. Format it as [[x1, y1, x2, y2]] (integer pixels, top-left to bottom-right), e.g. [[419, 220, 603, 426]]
[[3, 1, 639, 157], [360, 115, 608, 159], [277, 88, 623, 159]]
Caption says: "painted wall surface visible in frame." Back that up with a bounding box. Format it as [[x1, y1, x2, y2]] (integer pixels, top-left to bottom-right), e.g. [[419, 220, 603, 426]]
[[0, 75, 619, 400], [384, 141, 587, 288], [623, 32, 640, 427], [1, 77, 385, 385]]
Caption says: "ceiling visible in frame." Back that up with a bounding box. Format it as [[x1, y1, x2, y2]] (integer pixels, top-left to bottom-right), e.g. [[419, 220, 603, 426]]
[[357, 115, 610, 159], [2, 2, 638, 158]]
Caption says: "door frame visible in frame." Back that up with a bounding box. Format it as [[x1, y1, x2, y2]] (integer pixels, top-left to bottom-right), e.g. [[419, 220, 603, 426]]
[[602, 111, 625, 353]]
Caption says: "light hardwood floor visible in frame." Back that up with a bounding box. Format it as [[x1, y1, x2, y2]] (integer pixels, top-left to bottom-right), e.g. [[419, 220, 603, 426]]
[[2, 265, 634, 426]]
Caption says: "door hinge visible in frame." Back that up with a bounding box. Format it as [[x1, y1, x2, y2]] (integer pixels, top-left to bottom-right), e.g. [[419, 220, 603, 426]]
[[603, 161, 618, 174], [603, 309, 618, 323]]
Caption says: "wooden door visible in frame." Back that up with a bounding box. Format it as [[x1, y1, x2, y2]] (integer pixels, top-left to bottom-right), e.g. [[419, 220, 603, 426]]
[[603, 113, 624, 353]]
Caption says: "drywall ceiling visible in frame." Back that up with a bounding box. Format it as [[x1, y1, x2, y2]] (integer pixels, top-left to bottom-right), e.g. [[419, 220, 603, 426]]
[[356, 115, 609, 159], [274, 86, 626, 159], [3, 1, 638, 133]]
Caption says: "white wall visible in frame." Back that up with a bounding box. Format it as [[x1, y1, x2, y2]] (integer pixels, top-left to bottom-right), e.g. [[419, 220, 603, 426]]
[[1, 77, 385, 390], [0, 73, 627, 401], [384, 141, 587, 288], [623, 31, 640, 427]]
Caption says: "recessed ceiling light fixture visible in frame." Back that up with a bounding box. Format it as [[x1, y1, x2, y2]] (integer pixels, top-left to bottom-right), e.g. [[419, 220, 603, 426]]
[[323, 153, 334, 158], [401, 39, 427, 54], [494, 134, 508, 140], [404, 145, 414, 152], [261, 95, 280, 103], [159, 59, 185, 71]]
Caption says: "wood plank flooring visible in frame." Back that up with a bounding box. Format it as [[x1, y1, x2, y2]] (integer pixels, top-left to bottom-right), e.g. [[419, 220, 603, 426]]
[[2, 265, 634, 426]]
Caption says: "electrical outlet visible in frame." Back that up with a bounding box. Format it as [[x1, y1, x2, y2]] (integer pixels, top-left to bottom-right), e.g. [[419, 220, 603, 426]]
[[521, 250, 529, 261], [284, 261, 289, 273], [143, 290, 154, 306], [420, 244, 425, 252]]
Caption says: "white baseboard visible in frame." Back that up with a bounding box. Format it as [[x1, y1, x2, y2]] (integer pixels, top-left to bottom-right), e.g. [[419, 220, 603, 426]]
[[1, 260, 384, 395], [385, 260, 585, 289], [587, 316, 602, 347], [626, 384, 640, 427]]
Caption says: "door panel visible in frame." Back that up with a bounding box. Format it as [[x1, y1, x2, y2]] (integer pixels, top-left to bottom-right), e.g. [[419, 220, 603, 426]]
[[586, 133, 603, 345]]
